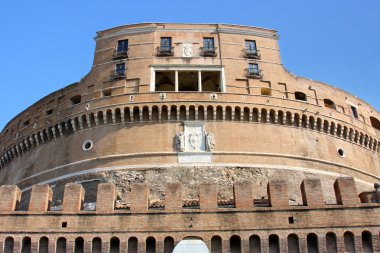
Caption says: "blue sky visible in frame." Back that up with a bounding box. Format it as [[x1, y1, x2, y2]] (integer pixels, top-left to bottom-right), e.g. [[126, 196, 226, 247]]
[[0, 1, 379, 130]]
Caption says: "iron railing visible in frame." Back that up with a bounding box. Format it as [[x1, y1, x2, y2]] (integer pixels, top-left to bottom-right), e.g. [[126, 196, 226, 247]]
[[245, 68, 262, 79], [244, 49, 260, 59], [157, 46, 174, 56], [113, 49, 129, 60], [200, 47, 217, 57]]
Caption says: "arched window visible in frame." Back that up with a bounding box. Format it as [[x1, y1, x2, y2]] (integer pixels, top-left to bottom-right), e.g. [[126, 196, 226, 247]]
[[21, 237, 31, 253], [110, 237, 120, 253], [249, 235, 261, 253], [287, 234, 299, 253], [326, 232, 337, 253], [128, 237, 138, 253], [164, 237, 175, 253], [344, 232, 355, 253], [4, 237, 14, 253], [362, 231, 373, 253], [39, 237, 49, 253], [92, 237, 102, 253], [324, 99, 336, 109], [211, 236, 222, 253], [146, 237, 156, 253], [230, 235, 241, 253], [295, 92, 307, 101], [307, 233, 318, 253], [370, 117, 380, 131], [56, 238, 67, 253], [268, 234, 279, 253], [74, 237, 84, 253]]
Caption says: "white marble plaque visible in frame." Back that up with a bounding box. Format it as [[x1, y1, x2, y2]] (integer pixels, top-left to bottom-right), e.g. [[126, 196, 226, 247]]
[[182, 43, 193, 57]]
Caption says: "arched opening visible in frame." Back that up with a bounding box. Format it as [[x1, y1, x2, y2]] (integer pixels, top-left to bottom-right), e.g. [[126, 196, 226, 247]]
[[152, 106, 159, 121], [230, 235, 241, 253], [243, 107, 250, 121], [164, 237, 175, 253], [216, 106, 223, 120], [114, 108, 122, 123], [370, 117, 380, 131], [268, 234, 279, 253], [189, 106, 196, 120], [146, 237, 156, 253], [211, 236, 222, 253], [234, 107, 241, 121], [133, 107, 140, 122], [21, 237, 31, 253], [295, 92, 307, 101], [155, 71, 175, 91], [307, 233, 319, 253], [74, 237, 84, 253], [269, 110, 276, 124], [180, 106, 187, 120], [286, 111, 292, 125], [4, 237, 14, 253], [207, 106, 214, 120], [287, 234, 299, 253], [56, 237, 67, 253], [128, 237, 138, 253], [97, 111, 105, 125], [278, 111, 284, 125], [170, 106, 177, 121], [249, 235, 261, 253], [106, 110, 113, 124], [252, 108, 259, 122], [161, 106, 168, 121], [110, 237, 120, 253], [302, 114, 308, 128], [261, 109, 267, 123], [362, 231, 373, 253], [309, 116, 315, 130], [92, 237, 102, 253], [173, 238, 209, 253], [326, 232, 337, 253], [39, 237, 49, 253], [198, 106, 205, 121], [344, 231, 355, 253], [124, 108, 131, 122], [225, 107, 232, 121], [324, 99, 336, 109], [142, 107, 150, 121], [294, 113, 300, 127]]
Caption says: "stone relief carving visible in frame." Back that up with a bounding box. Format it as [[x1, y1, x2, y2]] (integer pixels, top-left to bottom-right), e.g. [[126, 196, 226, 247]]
[[182, 43, 193, 57], [205, 133, 215, 151], [189, 133, 201, 151], [176, 132, 185, 152]]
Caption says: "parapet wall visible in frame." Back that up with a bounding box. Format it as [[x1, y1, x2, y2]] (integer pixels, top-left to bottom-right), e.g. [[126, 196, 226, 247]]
[[0, 177, 380, 253]]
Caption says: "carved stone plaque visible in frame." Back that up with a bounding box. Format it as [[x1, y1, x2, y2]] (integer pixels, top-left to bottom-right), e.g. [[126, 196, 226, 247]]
[[182, 43, 193, 58]]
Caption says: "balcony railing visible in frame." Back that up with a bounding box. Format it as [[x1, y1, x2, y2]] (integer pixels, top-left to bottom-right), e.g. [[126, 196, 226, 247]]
[[110, 70, 126, 80], [200, 47, 217, 57], [244, 49, 260, 59], [157, 46, 174, 56], [245, 68, 262, 79], [113, 49, 129, 60]]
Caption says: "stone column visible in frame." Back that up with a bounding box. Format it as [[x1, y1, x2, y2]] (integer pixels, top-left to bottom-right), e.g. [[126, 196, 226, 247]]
[[175, 71, 179, 92], [198, 71, 202, 92]]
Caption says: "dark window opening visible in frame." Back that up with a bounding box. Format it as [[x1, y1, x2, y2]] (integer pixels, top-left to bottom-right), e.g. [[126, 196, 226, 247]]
[[324, 99, 336, 109], [245, 40, 259, 58], [249, 235, 261, 253], [114, 39, 129, 59], [23, 120, 30, 127], [112, 63, 126, 79], [156, 71, 175, 91], [146, 237, 156, 253], [179, 71, 198, 91], [62, 222, 67, 228], [326, 233, 337, 253], [164, 237, 174, 253], [370, 116, 380, 131], [344, 232, 355, 253], [39, 237, 49, 253], [158, 37, 173, 56], [202, 71, 220, 92], [21, 237, 31, 253], [110, 237, 120, 253], [269, 235, 280, 253], [92, 238, 102, 253], [246, 63, 261, 78], [295, 92, 307, 101], [288, 216, 294, 224], [307, 234, 319, 253], [230, 235, 241, 253], [211, 236, 222, 253], [46, 109, 53, 115], [362, 231, 373, 253], [70, 95, 82, 105], [201, 37, 217, 56], [287, 234, 300, 253], [4, 237, 14, 253], [56, 238, 67, 253], [74, 237, 84, 253], [351, 106, 358, 119], [128, 237, 138, 253], [103, 89, 112, 97]]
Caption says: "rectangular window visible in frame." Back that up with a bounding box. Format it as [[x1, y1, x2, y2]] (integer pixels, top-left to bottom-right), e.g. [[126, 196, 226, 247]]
[[351, 105, 358, 119], [160, 37, 172, 51], [117, 39, 129, 52], [115, 63, 126, 76], [245, 40, 257, 53], [203, 38, 215, 50], [248, 63, 260, 75]]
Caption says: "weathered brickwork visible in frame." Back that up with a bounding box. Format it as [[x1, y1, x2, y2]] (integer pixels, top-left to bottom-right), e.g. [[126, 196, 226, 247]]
[[0, 23, 379, 252]]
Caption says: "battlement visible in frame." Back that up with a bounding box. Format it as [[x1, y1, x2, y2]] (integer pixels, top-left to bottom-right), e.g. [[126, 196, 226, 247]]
[[0, 177, 377, 214]]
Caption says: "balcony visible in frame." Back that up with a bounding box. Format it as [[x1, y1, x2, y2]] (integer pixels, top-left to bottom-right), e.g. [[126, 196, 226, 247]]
[[200, 47, 217, 57], [110, 70, 126, 80], [245, 68, 262, 79], [244, 49, 260, 59], [157, 46, 174, 56], [113, 49, 129, 60]]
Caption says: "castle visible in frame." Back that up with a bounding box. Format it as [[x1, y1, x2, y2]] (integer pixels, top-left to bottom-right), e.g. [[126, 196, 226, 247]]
[[0, 23, 379, 252]]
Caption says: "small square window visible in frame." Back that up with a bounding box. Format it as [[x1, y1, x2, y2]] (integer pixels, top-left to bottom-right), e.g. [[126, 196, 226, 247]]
[[160, 37, 172, 50], [62, 222, 67, 228], [351, 106, 358, 119], [103, 89, 112, 97], [46, 109, 53, 115], [288, 217, 294, 224], [70, 95, 82, 105]]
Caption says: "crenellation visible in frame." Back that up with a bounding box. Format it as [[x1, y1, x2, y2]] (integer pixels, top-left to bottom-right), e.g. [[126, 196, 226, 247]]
[[300, 178, 324, 208], [62, 183, 85, 213], [0, 185, 21, 211], [333, 177, 360, 206], [199, 183, 218, 210], [267, 179, 289, 208], [96, 183, 116, 212], [130, 183, 149, 212], [29, 184, 53, 212]]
